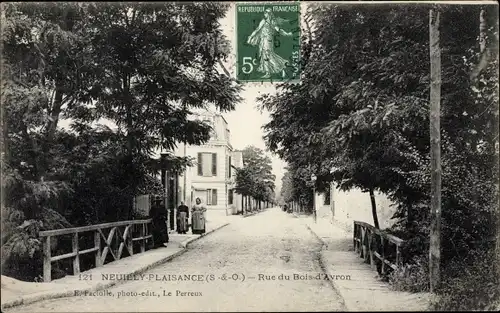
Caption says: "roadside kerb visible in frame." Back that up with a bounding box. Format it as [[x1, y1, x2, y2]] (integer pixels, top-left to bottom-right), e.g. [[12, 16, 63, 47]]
[[178, 222, 229, 248], [1, 222, 230, 311], [305, 223, 431, 311], [305, 224, 348, 311], [242, 209, 267, 218]]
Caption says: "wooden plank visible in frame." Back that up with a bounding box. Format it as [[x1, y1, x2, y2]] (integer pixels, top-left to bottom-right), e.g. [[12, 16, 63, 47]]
[[354, 220, 404, 246], [360, 227, 365, 258], [106, 227, 117, 246], [51, 251, 77, 262], [140, 223, 146, 252], [381, 237, 386, 275], [100, 227, 118, 263], [117, 242, 125, 260], [95, 231, 102, 267], [429, 8, 442, 293], [43, 236, 51, 282], [40, 219, 152, 237], [124, 225, 133, 256], [101, 244, 118, 263], [368, 231, 376, 270], [80, 247, 99, 255], [72, 233, 80, 275]]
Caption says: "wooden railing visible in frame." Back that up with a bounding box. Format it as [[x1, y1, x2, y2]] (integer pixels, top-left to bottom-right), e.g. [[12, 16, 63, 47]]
[[39, 219, 153, 282], [353, 221, 405, 276]]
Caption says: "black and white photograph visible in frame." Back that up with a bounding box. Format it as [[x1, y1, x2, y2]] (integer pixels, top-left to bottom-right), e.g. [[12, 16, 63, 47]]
[[1, 1, 499, 312]]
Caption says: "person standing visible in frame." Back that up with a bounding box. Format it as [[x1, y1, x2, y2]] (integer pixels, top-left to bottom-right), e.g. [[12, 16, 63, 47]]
[[191, 197, 207, 235], [176, 201, 189, 234], [150, 195, 169, 248]]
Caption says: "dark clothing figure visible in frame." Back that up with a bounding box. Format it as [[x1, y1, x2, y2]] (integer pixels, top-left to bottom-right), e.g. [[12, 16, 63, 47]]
[[150, 200, 169, 248], [176, 204, 189, 234], [283, 204, 288, 212]]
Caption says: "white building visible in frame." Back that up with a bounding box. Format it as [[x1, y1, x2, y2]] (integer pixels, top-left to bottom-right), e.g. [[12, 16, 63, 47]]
[[174, 109, 244, 213], [311, 183, 397, 232]]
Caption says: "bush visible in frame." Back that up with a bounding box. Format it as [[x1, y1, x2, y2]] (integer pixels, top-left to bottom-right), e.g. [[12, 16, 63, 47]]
[[430, 251, 500, 311], [389, 255, 430, 293]]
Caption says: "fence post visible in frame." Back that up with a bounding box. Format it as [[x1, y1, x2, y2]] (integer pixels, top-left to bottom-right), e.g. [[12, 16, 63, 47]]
[[43, 236, 51, 282], [95, 230, 102, 267], [352, 222, 358, 253], [368, 230, 376, 270], [127, 224, 134, 256], [140, 223, 146, 253], [72, 232, 80, 275], [381, 237, 386, 275]]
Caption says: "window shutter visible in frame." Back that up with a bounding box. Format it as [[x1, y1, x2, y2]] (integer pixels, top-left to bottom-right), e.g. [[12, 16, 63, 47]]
[[212, 189, 217, 205], [197, 153, 202, 176], [212, 153, 217, 176]]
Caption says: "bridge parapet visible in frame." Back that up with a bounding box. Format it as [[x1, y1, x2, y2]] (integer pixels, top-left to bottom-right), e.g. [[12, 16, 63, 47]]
[[40, 219, 152, 282], [353, 221, 405, 276]]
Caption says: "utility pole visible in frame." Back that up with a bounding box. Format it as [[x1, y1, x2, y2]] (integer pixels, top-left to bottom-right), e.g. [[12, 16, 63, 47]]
[[429, 7, 442, 294], [183, 142, 187, 204]]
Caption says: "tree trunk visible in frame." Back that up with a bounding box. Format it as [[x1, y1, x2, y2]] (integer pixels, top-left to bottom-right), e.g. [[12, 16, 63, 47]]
[[123, 72, 135, 221], [369, 188, 380, 229], [429, 8, 442, 294], [39, 85, 64, 182]]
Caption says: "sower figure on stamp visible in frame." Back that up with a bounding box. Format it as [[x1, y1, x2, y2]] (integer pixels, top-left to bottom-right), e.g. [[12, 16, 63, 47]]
[[247, 8, 293, 79], [176, 201, 189, 234], [150, 195, 169, 248], [191, 197, 207, 235]]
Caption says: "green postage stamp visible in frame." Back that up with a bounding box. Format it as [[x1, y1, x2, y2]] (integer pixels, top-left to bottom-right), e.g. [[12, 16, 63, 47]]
[[236, 2, 301, 83]]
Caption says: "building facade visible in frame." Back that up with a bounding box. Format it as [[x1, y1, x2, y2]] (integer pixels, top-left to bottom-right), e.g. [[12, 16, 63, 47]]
[[312, 182, 397, 232], [174, 109, 243, 213]]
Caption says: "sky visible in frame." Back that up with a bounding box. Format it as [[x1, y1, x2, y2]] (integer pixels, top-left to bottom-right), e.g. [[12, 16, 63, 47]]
[[217, 3, 303, 193]]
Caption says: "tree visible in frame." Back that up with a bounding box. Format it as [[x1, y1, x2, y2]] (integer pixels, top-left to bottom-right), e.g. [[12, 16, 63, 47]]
[[234, 146, 276, 210], [79, 3, 242, 219], [1, 2, 242, 281], [260, 2, 498, 309]]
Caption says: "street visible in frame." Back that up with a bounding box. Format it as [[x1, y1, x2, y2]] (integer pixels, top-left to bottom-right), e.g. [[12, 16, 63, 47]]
[[6, 208, 345, 312]]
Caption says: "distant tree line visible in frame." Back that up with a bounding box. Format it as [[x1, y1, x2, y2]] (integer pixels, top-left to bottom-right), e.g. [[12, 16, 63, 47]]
[[234, 146, 276, 212]]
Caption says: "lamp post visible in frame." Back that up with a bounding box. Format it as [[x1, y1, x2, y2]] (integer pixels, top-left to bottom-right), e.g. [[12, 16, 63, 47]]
[[330, 167, 336, 221], [311, 174, 317, 223]]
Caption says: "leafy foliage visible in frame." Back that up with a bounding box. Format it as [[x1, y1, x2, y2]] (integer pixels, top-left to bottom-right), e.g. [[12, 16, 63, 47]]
[[1, 2, 240, 281], [260, 3, 499, 310], [234, 146, 276, 205]]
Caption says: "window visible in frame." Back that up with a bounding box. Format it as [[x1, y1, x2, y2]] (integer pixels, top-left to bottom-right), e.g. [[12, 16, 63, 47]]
[[324, 188, 331, 205], [197, 153, 217, 177], [228, 189, 234, 205], [207, 189, 218, 205]]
